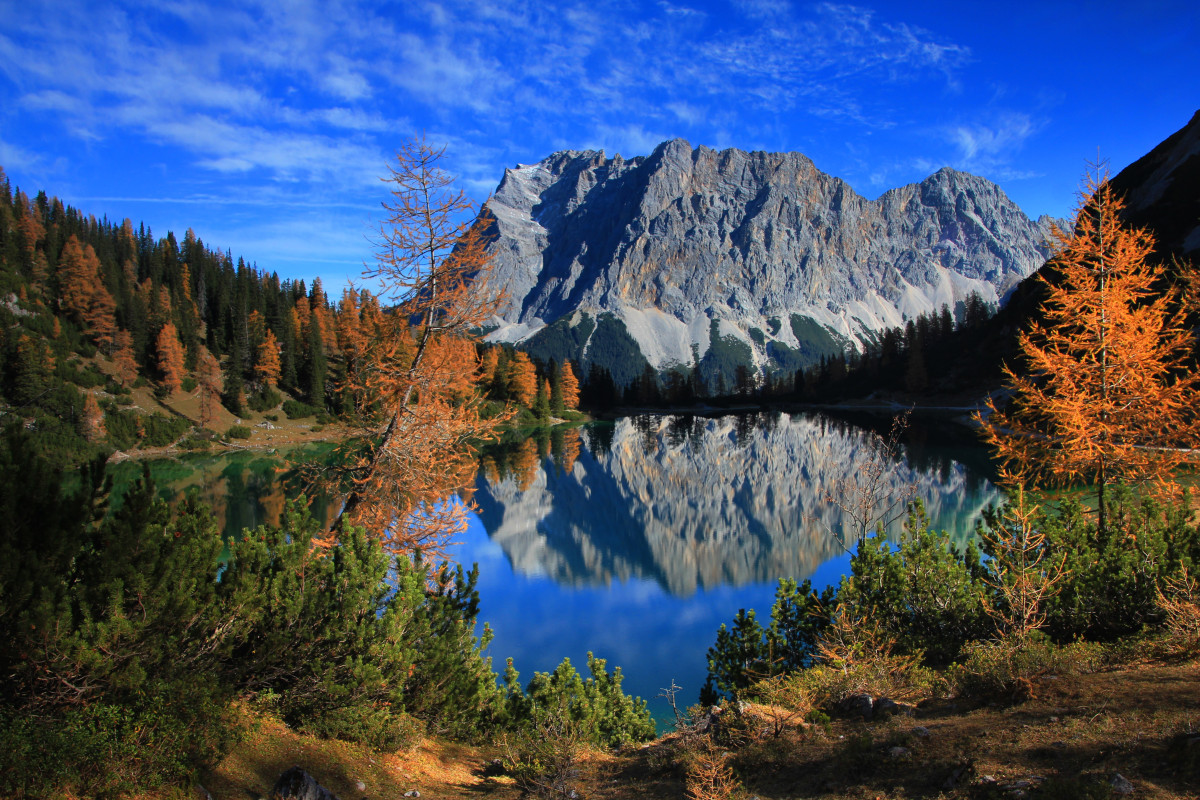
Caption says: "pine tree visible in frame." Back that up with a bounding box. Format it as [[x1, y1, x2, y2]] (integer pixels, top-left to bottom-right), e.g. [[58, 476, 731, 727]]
[[979, 167, 1200, 533], [222, 360, 245, 415], [306, 315, 327, 408], [549, 360, 564, 412], [533, 377, 551, 420]]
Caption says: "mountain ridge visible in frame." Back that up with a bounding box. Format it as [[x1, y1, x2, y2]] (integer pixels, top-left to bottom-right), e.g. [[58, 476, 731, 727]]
[[478, 138, 1058, 387]]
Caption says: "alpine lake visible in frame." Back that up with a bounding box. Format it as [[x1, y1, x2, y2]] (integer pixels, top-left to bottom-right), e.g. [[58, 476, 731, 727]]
[[110, 410, 1005, 731]]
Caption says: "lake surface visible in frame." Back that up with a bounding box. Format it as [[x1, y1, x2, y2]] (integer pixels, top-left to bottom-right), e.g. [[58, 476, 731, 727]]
[[129, 411, 1004, 729]]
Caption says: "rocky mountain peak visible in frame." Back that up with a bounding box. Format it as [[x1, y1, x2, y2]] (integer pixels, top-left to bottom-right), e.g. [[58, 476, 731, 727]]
[[479, 139, 1057, 386]]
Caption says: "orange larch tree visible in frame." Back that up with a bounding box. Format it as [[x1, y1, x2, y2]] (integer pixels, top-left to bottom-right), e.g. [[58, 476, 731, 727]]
[[561, 360, 581, 410], [978, 166, 1200, 533], [79, 392, 107, 443], [327, 135, 509, 558], [111, 330, 139, 388], [57, 235, 117, 350], [506, 351, 538, 408], [254, 329, 282, 388], [155, 322, 186, 395], [196, 347, 223, 429]]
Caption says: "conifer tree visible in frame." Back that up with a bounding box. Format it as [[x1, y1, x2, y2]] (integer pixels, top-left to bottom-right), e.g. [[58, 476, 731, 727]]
[[155, 322, 185, 395], [507, 351, 538, 408], [331, 135, 506, 557], [79, 392, 106, 442], [111, 330, 139, 388], [533, 377, 551, 420], [979, 167, 1200, 533], [549, 360, 564, 412], [223, 335, 246, 414], [254, 329, 282, 388], [305, 315, 327, 408], [197, 347, 223, 429]]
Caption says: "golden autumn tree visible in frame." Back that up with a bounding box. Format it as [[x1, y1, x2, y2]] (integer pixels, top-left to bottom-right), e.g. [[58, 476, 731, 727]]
[[79, 392, 106, 443], [978, 167, 1200, 533], [328, 135, 508, 558], [254, 329, 282, 388], [58, 235, 117, 350], [506, 351, 538, 407], [155, 322, 186, 395], [111, 329, 139, 388], [560, 360, 581, 410], [196, 347, 223, 429]]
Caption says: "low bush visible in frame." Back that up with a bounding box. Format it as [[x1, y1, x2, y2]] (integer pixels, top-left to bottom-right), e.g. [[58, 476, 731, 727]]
[[248, 386, 282, 413], [282, 399, 318, 419], [226, 424, 252, 439], [502, 654, 656, 749], [951, 634, 1107, 702]]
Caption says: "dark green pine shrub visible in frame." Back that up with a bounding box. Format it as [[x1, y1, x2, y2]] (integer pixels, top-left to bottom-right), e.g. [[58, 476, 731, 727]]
[[0, 434, 237, 797], [702, 492, 1200, 706], [282, 398, 319, 419]]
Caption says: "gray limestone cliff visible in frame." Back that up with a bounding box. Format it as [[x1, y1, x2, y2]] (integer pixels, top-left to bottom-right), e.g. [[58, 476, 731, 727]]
[[478, 139, 1058, 384]]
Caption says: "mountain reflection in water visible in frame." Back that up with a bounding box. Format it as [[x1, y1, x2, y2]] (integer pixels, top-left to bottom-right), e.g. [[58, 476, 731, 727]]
[[472, 412, 1003, 597]]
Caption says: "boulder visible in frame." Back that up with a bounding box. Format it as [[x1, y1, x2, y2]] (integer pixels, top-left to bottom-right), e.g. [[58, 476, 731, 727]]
[[839, 693, 874, 720], [272, 767, 340, 800]]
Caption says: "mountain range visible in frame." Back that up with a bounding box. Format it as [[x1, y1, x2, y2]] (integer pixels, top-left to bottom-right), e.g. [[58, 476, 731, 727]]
[[479, 138, 1059, 387], [478, 112, 1200, 391]]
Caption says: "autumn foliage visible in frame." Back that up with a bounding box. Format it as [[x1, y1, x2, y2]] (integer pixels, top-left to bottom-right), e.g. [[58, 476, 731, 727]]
[[979, 167, 1200, 529], [329, 136, 509, 558], [155, 322, 186, 395]]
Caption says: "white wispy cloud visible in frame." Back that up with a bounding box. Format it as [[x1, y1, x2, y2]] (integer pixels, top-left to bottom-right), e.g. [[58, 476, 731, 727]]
[[946, 112, 1044, 179]]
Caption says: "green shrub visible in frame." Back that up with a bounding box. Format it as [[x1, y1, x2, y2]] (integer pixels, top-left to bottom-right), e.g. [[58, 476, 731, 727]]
[[840, 504, 989, 665], [181, 376, 198, 393], [141, 412, 190, 447], [248, 386, 282, 412], [952, 634, 1107, 701], [264, 413, 278, 422], [282, 399, 318, 419], [1032, 490, 1200, 642], [226, 424, 252, 439], [502, 654, 655, 748], [310, 424, 324, 433], [304, 705, 425, 753]]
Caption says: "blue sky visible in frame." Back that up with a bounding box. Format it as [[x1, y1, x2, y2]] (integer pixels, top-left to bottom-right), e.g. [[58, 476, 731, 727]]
[[2, 0, 1197, 290]]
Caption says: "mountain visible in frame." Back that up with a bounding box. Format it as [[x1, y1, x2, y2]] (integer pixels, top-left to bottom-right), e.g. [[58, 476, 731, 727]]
[[1109, 109, 1200, 261], [479, 139, 1058, 387]]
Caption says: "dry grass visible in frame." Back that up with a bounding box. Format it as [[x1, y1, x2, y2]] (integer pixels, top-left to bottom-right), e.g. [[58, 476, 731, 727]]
[[197, 706, 518, 800]]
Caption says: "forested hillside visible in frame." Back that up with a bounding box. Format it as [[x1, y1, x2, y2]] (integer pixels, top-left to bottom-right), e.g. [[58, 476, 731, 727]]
[[0, 168, 582, 466]]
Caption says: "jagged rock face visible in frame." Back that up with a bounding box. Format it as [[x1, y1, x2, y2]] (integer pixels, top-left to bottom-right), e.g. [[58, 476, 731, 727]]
[[1111, 109, 1200, 259], [473, 414, 1003, 597], [480, 139, 1058, 377]]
